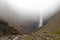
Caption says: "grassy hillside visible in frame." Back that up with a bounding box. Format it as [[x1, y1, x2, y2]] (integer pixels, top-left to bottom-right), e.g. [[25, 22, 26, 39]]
[[36, 13, 60, 35]]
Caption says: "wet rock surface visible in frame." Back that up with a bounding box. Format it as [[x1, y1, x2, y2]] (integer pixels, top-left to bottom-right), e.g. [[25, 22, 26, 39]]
[[0, 33, 60, 40]]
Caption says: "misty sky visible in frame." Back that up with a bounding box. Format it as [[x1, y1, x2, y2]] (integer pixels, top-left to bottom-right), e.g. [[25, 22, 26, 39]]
[[0, 0, 60, 32]]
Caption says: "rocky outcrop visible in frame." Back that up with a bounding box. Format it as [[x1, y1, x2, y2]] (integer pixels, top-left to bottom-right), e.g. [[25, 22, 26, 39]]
[[0, 18, 19, 36]]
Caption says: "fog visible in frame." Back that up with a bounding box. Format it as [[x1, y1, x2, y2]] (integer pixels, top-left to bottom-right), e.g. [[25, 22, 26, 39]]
[[0, 0, 60, 32]]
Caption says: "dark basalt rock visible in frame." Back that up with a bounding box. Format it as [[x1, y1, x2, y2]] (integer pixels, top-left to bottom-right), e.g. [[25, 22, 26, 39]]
[[0, 18, 19, 36], [0, 20, 8, 25]]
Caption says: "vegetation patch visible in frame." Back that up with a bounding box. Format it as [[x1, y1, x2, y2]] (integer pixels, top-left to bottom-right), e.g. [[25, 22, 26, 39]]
[[52, 31, 60, 35]]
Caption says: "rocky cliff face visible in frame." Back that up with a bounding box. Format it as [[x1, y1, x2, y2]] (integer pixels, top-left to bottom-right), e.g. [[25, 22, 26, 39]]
[[0, 18, 19, 36]]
